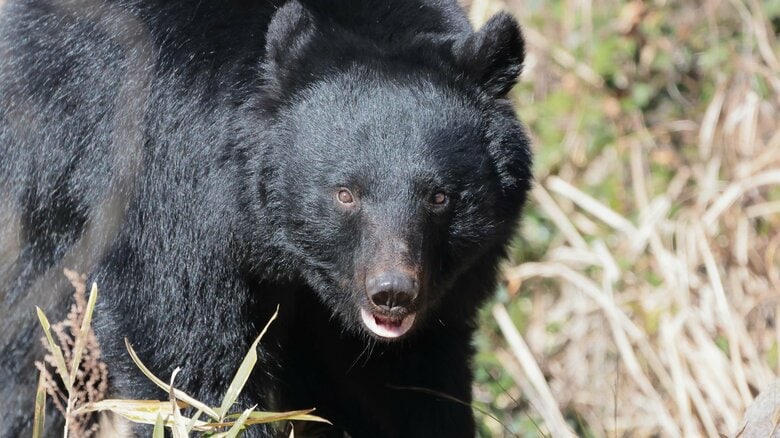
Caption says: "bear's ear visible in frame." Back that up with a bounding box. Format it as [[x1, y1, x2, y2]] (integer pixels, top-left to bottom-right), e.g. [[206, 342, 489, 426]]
[[453, 12, 525, 97], [263, 1, 317, 93]]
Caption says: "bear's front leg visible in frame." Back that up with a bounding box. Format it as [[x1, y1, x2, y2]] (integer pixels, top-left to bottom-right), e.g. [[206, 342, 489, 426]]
[[383, 326, 478, 438]]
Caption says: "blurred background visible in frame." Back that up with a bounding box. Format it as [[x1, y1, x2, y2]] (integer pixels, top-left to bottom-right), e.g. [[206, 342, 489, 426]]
[[460, 0, 780, 436]]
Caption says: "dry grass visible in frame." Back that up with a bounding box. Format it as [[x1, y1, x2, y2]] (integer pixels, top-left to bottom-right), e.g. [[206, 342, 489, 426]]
[[36, 269, 108, 437], [33, 280, 328, 437], [465, 0, 780, 436]]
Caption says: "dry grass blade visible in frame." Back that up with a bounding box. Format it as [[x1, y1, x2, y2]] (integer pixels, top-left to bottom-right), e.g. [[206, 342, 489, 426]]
[[388, 384, 521, 436], [531, 185, 588, 250], [169, 368, 188, 438], [124, 338, 219, 420], [772, 408, 780, 436], [185, 408, 205, 433], [222, 409, 331, 425], [492, 303, 576, 437], [74, 399, 200, 428], [74, 399, 189, 416], [35, 306, 71, 387], [33, 369, 47, 438], [195, 410, 329, 432], [702, 170, 780, 229], [217, 305, 279, 419], [68, 282, 98, 389], [547, 176, 637, 235]]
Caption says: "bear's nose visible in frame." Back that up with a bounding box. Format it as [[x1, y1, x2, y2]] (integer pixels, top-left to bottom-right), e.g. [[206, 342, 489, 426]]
[[366, 271, 418, 310]]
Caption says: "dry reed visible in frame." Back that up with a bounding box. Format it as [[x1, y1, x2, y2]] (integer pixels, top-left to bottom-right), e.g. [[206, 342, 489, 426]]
[[465, 0, 780, 435]]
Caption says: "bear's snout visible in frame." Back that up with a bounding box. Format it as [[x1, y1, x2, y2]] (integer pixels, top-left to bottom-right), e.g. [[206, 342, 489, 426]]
[[360, 268, 420, 339], [366, 270, 419, 311]]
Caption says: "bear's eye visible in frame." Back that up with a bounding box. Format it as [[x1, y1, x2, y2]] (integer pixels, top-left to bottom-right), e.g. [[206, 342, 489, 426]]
[[337, 188, 355, 205], [430, 191, 448, 206]]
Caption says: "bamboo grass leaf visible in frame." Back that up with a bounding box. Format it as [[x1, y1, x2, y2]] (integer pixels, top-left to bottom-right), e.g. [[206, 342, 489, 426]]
[[124, 338, 220, 419], [68, 282, 99, 388], [217, 306, 279, 419], [153, 413, 165, 438], [32, 370, 47, 438], [35, 306, 70, 386], [185, 408, 204, 433], [223, 409, 330, 425], [74, 399, 201, 428], [223, 406, 255, 438]]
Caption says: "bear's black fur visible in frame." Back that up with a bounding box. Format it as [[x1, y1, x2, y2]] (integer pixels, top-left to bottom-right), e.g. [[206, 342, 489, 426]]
[[0, 0, 532, 436]]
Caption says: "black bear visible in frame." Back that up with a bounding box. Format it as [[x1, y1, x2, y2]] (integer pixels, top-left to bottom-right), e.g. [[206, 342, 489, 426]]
[[0, 0, 532, 436]]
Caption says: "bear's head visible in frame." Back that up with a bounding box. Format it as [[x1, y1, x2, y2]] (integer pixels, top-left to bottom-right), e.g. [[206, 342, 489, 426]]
[[250, 1, 532, 341]]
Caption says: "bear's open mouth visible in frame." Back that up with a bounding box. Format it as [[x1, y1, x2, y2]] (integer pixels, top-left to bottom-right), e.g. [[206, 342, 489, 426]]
[[360, 307, 416, 339]]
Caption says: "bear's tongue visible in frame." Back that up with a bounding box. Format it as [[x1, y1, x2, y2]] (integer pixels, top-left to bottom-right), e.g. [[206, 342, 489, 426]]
[[360, 307, 415, 339]]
